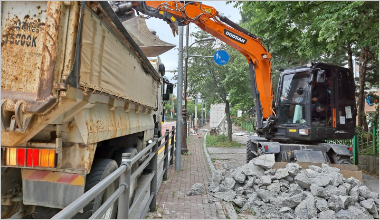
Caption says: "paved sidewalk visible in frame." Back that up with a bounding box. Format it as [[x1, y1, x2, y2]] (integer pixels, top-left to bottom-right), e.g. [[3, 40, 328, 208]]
[[149, 125, 227, 219]]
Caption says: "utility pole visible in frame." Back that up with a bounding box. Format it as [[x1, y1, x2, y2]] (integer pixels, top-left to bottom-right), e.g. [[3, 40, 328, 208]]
[[170, 96, 173, 120], [181, 24, 190, 154], [175, 26, 184, 171], [201, 100, 203, 126], [195, 94, 198, 126]]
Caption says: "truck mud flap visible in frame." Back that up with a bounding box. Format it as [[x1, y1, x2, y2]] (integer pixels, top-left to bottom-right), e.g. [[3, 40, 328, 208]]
[[21, 169, 85, 209], [273, 162, 363, 183]]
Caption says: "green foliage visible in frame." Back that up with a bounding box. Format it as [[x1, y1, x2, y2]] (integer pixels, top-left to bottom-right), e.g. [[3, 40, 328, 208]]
[[206, 134, 243, 148]]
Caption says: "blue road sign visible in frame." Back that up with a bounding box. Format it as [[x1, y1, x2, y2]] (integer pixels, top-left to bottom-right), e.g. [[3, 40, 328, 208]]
[[214, 50, 229, 65]]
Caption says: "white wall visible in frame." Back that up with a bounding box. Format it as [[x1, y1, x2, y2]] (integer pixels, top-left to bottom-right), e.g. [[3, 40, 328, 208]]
[[210, 103, 226, 128]]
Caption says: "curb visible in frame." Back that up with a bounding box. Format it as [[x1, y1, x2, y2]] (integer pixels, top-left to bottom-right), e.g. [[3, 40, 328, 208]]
[[203, 133, 216, 173]]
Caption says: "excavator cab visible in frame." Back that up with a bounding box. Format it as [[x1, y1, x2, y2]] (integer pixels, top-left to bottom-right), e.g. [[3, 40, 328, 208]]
[[270, 63, 357, 143]]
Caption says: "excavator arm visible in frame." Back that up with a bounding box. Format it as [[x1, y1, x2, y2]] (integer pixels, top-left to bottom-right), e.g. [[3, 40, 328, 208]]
[[116, 1, 274, 127]]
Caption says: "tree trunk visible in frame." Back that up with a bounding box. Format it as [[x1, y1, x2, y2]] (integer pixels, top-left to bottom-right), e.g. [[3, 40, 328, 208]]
[[347, 43, 354, 75], [358, 46, 369, 131], [224, 100, 232, 141]]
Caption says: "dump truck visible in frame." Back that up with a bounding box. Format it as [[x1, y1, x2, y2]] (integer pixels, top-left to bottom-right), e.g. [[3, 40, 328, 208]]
[[1, 1, 174, 218]]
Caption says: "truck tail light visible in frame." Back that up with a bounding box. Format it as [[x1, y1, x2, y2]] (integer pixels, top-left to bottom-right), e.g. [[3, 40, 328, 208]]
[[17, 148, 26, 166], [6, 148, 17, 166], [5, 148, 56, 168]]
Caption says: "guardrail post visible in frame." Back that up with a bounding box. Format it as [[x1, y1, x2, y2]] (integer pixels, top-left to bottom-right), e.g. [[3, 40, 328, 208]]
[[117, 153, 131, 219], [373, 126, 378, 155], [353, 133, 358, 165], [170, 126, 175, 165], [164, 129, 170, 180], [150, 136, 158, 212]]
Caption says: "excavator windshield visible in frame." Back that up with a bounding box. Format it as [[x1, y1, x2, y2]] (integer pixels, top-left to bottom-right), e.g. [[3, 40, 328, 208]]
[[277, 71, 310, 124]]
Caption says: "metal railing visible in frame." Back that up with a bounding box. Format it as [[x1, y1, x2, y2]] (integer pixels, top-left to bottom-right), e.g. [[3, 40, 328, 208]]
[[52, 126, 176, 219], [326, 126, 379, 164]]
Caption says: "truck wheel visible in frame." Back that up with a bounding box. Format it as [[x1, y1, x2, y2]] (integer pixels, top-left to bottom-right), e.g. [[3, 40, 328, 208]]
[[1, 168, 22, 219], [73, 159, 118, 219], [112, 148, 138, 206], [246, 141, 255, 163]]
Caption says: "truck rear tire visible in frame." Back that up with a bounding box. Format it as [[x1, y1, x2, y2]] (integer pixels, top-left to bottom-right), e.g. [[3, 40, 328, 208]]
[[73, 158, 118, 219], [246, 141, 255, 163], [112, 148, 138, 206]]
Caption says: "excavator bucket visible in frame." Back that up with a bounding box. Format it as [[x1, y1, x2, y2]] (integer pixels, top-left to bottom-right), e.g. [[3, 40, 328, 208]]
[[122, 15, 175, 57], [273, 162, 363, 183]]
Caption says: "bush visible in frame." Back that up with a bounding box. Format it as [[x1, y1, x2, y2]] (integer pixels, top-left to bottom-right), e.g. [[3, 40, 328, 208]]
[[206, 134, 243, 147]]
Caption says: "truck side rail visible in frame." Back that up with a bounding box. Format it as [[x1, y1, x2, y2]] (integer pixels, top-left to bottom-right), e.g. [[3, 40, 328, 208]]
[[52, 126, 176, 219]]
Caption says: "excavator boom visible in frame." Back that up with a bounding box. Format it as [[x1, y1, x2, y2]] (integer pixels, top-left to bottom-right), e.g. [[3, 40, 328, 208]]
[[123, 1, 274, 121]]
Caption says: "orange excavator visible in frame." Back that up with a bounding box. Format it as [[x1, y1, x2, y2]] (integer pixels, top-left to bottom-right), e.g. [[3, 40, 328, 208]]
[[114, 1, 360, 169]]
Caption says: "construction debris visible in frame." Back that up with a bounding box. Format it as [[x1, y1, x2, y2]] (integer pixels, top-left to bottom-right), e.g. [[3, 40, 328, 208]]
[[208, 155, 379, 219], [186, 183, 205, 196]]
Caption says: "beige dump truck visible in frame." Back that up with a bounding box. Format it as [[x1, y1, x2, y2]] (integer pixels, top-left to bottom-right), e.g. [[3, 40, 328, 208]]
[[1, 1, 173, 218]]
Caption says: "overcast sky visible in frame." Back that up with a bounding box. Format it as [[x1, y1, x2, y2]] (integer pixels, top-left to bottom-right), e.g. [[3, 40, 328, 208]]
[[144, 1, 242, 97]]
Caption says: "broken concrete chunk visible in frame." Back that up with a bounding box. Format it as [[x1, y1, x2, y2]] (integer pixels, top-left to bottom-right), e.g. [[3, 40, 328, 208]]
[[335, 209, 354, 219], [315, 197, 329, 212], [232, 168, 246, 183], [273, 168, 289, 180], [285, 175, 294, 183], [359, 186, 372, 199], [308, 165, 322, 173], [235, 187, 244, 195], [243, 176, 254, 189], [264, 169, 276, 175], [313, 175, 332, 187], [222, 162, 233, 170], [348, 205, 374, 219], [209, 170, 223, 192], [350, 186, 359, 201], [286, 163, 302, 177], [295, 172, 312, 189], [256, 189, 277, 203], [329, 172, 345, 186], [346, 177, 362, 187], [240, 160, 265, 176], [319, 210, 337, 219], [186, 183, 205, 196], [361, 199, 377, 213], [221, 177, 235, 191], [267, 182, 281, 193], [305, 169, 319, 178], [213, 190, 236, 202], [260, 175, 272, 186], [279, 207, 292, 213], [343, 183, 352, 192], [251, 154, 275, 170], [282, 193, 306, 208], [322, 163, 341, 173], [233, 195, 246, 207]]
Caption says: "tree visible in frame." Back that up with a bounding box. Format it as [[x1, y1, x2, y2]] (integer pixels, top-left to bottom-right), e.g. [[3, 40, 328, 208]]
[[186, 30, 245, 141]]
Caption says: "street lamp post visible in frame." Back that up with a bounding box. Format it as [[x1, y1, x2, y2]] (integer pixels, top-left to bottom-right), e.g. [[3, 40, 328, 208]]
[[180, 23, 215, 154]]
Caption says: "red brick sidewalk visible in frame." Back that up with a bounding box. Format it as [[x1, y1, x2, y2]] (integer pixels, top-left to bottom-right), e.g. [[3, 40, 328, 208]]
[[149, 125, 226, 219]]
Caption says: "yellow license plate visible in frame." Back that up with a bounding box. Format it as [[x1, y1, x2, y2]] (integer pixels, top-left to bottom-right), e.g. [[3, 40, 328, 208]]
[[289, 129, 297, 132]]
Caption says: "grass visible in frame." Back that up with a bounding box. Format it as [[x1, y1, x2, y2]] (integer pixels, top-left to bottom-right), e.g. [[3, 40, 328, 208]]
[[206, 134, 243, 148], [172, 190, 175, 197], [211, 158, 216, 163], [233, 204, 241, 214]]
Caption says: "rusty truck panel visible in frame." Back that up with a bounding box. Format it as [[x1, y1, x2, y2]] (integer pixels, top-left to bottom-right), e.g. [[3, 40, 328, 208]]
[[1, 2, 160, 147]]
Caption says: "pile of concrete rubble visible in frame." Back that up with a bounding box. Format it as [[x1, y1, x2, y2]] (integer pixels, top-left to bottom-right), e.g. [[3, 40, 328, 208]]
[[208, 155, 379, 219]]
